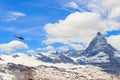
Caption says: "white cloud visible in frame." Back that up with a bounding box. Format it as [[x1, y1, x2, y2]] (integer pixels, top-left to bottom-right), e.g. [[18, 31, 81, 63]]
[[37, 46, 55, 51], [65, 1, 79, 9], [37, 45, 69, 52], [63, 1, 87, 12], [109, 7, 120, 19], [88, 0, 120, 19], [105, 2, 120, 31], [9, 11, 26, 16], [0, 40, 28, 53], [45, 12, 99, 37], [108, 20, 120, 30], [44, 12, 106, 47], [56, 46, 69, 52], [107, 35, 120, 50], [37, 46, 56, 53], [103, 0, 120, 8], [27, 50, 36, 54], [3, 11, 26, 22], [88, 0, 120, 20], [69, 43, 84, 50]]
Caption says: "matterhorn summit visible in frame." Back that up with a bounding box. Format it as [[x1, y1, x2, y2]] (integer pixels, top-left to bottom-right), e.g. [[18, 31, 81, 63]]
[[85, 32, 116, 56], [77, 32, 118, 64]]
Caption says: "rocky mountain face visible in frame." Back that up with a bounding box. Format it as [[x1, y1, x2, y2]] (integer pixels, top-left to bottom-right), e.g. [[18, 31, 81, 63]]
[[77, 32, 119, 64], [84, 32, 116, 57], [0, 63, 35, 80], [61, 50, 84, 57], [36, 53, 75, 64]]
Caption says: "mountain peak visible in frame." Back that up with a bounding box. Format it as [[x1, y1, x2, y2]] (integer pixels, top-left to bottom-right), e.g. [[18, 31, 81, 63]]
[[84, 32, 116, 58], [97, 32, 102, 36], [95, 32, 107, 45], [86, 32, 107, 51]]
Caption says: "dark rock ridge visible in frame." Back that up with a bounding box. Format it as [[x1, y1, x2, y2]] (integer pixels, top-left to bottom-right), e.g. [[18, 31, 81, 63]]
[[6, 63, 35, 72], [36, 53, 75, 64], [36, 53, 53, 62], [12, 54, 20, 58]]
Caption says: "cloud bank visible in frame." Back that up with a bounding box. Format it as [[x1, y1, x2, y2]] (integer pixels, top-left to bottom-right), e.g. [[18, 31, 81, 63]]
[[0, 40, 28, 53]]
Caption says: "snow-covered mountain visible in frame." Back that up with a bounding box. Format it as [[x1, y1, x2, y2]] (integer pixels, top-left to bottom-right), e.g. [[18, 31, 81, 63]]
[[35, 53, 75, 64], [0, 61, 119, 80], [77, 32, 120, 64], [1, 32, 120, 80], [39, 32, 120, 65], [61, 50, 84, 57], [84, 32, 116, 57]]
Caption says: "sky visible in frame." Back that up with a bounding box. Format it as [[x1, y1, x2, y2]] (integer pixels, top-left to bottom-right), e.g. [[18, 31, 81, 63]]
[[0, 0, 120, 55]]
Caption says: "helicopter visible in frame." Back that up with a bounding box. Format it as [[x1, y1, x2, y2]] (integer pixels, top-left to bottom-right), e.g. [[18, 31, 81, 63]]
[[14, 35, 24, 40]]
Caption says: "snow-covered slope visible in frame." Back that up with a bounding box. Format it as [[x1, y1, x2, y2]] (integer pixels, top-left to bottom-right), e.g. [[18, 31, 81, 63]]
[[0, 61, 119, 80], [0, 72, 14, 80], [77, 52, 110, 64], [35, 53, 75, 64], [0, 52, 120, 80], [34, 64, 119, 80], [60, 50, 84, 57], [0, 53, 41, 67]]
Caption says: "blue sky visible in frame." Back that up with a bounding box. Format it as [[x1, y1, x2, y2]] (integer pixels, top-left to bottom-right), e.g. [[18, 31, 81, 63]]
[[0, 0, 120, 54]]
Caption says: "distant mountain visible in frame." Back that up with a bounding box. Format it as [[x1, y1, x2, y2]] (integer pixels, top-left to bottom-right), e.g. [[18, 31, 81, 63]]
[[84, 32, 116, 57], [36, 53, 75, 64], [63, 50, 84, 57], [35, 32, 119, 65], [77, 32, 118, 64], [36, 53, 54, 62]]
